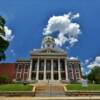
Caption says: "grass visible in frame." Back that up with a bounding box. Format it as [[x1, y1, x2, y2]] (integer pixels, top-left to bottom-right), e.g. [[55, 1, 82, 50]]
[[0, 84, 33, 91], [66, 84, 100, 91]]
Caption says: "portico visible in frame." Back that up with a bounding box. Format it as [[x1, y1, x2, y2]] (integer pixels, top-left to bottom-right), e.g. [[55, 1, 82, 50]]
[[28, 57, 69, 82]]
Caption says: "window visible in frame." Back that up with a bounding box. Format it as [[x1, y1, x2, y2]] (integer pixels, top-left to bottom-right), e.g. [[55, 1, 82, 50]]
[[60, 60, 65, 71], [46, 60, 51, 71], [68, 72, 73, 80], [31, 72, 36, 80], [54, 72, 58, 80], [39, 60, 44, 71], [39, 72, 44, 80], [16, 73, 21, 80], [25, 64, 29, 72], [32, 60, 37, 71], [76, 73, 80, 79], [53, 60, 58, 71], [46, 72, 51, 80], [18, 64, 22, 72], [75, 66, 79, 72], [61, 72, 66, 80]]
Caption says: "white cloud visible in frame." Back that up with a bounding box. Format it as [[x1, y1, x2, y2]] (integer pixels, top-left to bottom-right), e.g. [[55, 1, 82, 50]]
[[0, 26, 13, 41], [87, 56, 100, 69], [81, 67, 84, 72], [81, 58, 91, 67], [43, 12, 81, 47], [81, 67, 86, 75], [71, 13, 80, 20], [69, 56, 78, 60], [80, 58, 91, 75], [85, 59, 90, 64], [11, 49, 16, 56]]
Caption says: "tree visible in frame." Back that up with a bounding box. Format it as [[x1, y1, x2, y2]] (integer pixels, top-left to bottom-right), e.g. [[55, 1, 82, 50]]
[[0, 16, 9, 61], [87, 66, 100, 84]]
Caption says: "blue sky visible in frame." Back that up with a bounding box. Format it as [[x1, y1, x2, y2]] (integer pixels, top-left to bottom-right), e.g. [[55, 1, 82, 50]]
[[0, 0, 100, 74]]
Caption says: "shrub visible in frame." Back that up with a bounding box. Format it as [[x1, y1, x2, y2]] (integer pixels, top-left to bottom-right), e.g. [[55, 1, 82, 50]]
[[0, 75, 8, 84]]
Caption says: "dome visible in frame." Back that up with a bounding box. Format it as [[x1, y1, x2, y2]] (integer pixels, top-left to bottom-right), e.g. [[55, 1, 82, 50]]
[[43, 35, 55, 42], [41, 35, 56, 48]]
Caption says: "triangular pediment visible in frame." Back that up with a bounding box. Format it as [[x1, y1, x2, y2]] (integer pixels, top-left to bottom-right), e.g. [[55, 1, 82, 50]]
[[31, 48, 66, 54]]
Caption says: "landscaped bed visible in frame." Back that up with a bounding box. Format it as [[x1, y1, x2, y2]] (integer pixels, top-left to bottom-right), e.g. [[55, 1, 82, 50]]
[[65, 84, 100, 91], [0, 84, 33, 91]]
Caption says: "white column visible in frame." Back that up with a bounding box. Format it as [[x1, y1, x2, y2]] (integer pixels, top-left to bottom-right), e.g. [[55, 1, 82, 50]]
[[36, 58, 39, 80], [44, 59, 46, 81], [28, 60, 32, 81], [22, 64, 26, 81], [20, 64, 23, 79], [58, 59, 61, 80], [51, 59, 54, 81], [65, 59, 69, 81], [71, 65, 74, 80]]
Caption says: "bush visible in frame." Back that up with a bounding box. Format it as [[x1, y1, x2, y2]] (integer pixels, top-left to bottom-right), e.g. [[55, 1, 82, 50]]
[[0, 75, 9, 84]]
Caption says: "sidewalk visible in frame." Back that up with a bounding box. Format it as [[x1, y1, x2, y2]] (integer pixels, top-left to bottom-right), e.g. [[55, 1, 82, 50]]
[[0, 96, 100, 100]]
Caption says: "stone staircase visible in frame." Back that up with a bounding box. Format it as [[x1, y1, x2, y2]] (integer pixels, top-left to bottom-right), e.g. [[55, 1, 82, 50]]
[[35, 83, 65, 97]]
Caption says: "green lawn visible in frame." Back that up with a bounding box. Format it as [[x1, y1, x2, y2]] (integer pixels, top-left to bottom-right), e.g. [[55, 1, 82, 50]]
[[66, 84, 100, 91], [0, 84, 33, 91]]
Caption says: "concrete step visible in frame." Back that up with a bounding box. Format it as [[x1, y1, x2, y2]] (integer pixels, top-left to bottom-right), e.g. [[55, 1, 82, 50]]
[[35, 84, 65, 97]]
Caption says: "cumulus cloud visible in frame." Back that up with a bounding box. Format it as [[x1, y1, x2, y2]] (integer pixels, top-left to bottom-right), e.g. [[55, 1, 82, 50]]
[[85, 59, 90, 64], [87, 56, 100, 69], [80, 58, 91, 75], [71, 13, 80, 20], [81, 67, 86, 75], [43, 12, 81, 47], [0, 26, 13, 41]]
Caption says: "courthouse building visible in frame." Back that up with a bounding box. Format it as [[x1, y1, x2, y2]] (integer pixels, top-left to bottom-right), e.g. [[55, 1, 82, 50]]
[[15, 35, 82, 83]]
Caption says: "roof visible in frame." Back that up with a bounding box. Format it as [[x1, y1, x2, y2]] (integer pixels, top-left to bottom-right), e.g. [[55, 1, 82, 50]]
[[30, 47, 67, 56]]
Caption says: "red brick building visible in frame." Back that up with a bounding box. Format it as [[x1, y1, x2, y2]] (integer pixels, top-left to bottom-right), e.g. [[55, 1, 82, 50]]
[[0, 63, 16, 81], [0, 36, 82, 83]]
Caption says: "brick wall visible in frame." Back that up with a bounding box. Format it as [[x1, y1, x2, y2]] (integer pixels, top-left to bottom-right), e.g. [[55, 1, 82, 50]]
[[0, 63, 16, 81]]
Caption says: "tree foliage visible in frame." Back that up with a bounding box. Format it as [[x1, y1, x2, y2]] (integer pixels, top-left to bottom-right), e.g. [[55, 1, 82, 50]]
[[0, 16, 9, 61], [87, 66, 100, 84]]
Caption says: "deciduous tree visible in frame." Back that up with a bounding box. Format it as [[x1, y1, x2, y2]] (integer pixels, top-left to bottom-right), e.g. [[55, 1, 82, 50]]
[[0, 16, 9, 61], [88, 66, 100, 84]]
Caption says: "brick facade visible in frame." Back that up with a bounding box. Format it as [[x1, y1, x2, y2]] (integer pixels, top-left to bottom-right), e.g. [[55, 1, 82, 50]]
[[0, 63, 16, 81]]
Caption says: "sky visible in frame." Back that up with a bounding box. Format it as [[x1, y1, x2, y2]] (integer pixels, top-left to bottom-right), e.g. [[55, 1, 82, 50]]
[[0, 0, 100, 74]]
